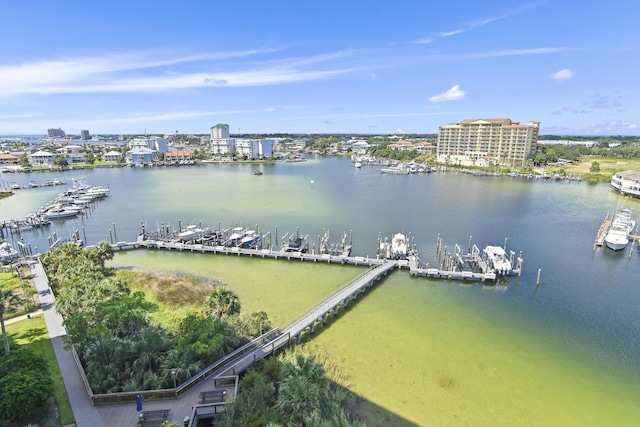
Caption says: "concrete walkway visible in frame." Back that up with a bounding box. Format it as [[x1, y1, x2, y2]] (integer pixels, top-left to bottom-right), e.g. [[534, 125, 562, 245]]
[[29, 259, 106, 427]]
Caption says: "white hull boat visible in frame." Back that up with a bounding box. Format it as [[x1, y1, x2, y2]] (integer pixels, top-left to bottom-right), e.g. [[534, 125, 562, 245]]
[[604, 208, 635, 251]]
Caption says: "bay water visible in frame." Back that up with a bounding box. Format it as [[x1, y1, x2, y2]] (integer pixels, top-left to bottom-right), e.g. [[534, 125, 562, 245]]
[[2, 157, 639, 426]]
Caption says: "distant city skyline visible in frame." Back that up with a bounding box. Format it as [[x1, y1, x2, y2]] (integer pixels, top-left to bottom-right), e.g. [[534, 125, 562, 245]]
[[1, 1, 638, 136]]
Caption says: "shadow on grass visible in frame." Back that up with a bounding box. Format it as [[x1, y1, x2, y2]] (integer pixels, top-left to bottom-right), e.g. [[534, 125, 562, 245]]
[[15, 326, 48, 341]]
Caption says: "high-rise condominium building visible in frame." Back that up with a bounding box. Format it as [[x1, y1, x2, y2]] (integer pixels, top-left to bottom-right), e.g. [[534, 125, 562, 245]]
[[210, 124, 230, 139], [436, 118, 540, 167], [47, 128, 66, 138]]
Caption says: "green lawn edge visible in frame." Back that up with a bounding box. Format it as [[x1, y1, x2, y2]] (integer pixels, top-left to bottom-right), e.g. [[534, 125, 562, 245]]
[[6, 315, 75, 426]]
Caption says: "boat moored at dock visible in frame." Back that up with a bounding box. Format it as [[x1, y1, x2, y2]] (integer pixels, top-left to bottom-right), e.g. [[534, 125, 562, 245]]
[[604, 208, 636, 251]]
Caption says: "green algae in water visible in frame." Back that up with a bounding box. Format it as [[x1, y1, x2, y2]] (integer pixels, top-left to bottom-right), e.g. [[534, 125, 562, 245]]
[[312, 275, 640, 426], [111, 250, 640, 426], [109, 250, 367, 326]]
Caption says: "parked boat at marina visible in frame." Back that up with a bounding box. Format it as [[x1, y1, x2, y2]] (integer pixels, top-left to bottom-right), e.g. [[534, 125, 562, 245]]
[[483, 245, 513, 275], [240, 230, 261, 248], [43, 206, 82, 220], [604, 208, 635, 251], [0, 241, 20, 264], [379, 232, 409, 259], [178, 224, 207, 242]]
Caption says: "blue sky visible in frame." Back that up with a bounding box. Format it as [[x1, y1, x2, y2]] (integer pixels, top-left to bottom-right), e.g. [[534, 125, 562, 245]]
[[1, 1, 638, 136]]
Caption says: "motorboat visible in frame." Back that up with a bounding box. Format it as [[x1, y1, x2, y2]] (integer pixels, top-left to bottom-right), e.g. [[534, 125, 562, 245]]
[[284, 234, 306, 252], [0, 242, 20, 264], [43, 206, 81, 219], [240, 230, 261, 248], [483, 246, 513, 275], [390, 233, 408, 259], [254, 170, 263, 175], [381, 166, 409, 175], [226, 227, 245, 246], [178, 224, 206, 242], [604, 208, 635, 251]]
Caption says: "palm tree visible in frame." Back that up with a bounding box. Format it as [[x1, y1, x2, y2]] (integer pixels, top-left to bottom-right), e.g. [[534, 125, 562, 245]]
[[0, 289, 20, 354], [203, 287, 241, 321]]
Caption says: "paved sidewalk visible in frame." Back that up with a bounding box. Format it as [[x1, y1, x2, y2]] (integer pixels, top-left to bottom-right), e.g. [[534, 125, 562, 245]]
[[5, 308, 44, 325], [29, 259, 105, 427]]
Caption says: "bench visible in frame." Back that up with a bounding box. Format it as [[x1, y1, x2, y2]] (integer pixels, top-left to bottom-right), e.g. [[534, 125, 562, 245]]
[[199, 389, 226, 403], [138, 409, 171, 425]]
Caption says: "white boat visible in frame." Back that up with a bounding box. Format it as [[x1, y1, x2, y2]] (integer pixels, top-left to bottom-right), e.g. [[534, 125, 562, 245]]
[[178, 224, 206, 242], [390, 233, 408, 259], [0, 242, 20, 264], [240, 230, 261, 247], [226, 227, 245, 246], [43, 206, 81, 219], [381, 166, 409, 175], [483, 246, 513, 275], [355, 162, 362, 168], [604, 208, 635, 251]]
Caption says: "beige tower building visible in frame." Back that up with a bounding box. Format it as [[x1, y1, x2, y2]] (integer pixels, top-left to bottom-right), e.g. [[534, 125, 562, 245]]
[[436, 118, 540, 167]]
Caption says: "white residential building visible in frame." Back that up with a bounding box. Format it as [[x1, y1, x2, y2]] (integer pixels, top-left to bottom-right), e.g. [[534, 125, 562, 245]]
[[57, 145, 86, 164], [102, 150, 122, 163], [129, 137, 169, 153], [28, 150, 56, 166], [211, 124, 230, 139]]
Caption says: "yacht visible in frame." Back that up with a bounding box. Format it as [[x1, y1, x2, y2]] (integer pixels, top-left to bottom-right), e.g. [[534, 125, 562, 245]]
[[604, 208, 635, 251], [43, 206, 82, 219]]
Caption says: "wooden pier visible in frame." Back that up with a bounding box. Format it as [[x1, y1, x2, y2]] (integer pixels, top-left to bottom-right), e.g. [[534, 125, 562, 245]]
[[594, 214, 612, 249]]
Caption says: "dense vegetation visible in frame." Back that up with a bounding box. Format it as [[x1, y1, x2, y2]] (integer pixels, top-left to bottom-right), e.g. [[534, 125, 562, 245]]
[[532, 136, 640, 165], [214, 350, 366, 427], [41, 242, 271, 394], [0, 338, 54, 424]]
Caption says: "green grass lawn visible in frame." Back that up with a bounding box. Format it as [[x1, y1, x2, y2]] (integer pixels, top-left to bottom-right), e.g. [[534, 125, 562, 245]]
[[6, 315, 75, 426]]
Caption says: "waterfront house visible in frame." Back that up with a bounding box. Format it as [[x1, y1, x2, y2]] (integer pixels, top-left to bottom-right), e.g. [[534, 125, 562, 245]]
[[101, 150, 122, 163], [389, 141, 415, 151], [28, 150, 56, 166], [126, 147, 156, 165], [57, 145, 86, 164], [351, 141, 371, 155], [165, 149, 194, 163], [611, 170, 640, 198], [0, 153, 19, 166], [414, 141, 436, 155]]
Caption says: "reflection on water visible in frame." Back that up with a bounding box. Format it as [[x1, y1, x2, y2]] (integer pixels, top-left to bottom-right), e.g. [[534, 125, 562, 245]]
[[3, 158, 640, 425]]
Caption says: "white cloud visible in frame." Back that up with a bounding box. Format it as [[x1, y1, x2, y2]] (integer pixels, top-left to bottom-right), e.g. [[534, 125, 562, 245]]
[[0, 49, 358, 97], [550, 68, 573, 82], [429, 85, 466, 103], [434, 3, 541, 39]]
